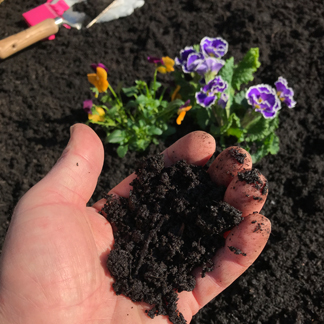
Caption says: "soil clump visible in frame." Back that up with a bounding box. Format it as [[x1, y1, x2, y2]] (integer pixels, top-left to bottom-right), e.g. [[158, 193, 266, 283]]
[[103, 154, 243, 324]]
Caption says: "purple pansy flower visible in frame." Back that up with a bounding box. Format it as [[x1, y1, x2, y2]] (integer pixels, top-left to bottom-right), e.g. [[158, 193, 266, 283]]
[[200, 37, 228, 58], [196, 76, 228, 108], [175, 46, 202, 73], [147, 56, 164, 64], [186, 52, 204, 72], [274, 77, 296, 108], [194, 57, 225, 76], [246, 84, 281, 118], [90, 63, 108, 73], [83, 99, 93, 114], [218, 92, 229, 109]]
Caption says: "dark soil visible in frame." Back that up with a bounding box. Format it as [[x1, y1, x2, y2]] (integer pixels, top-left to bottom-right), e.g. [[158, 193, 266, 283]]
[[104, 154, 243, 324], [0, 0, 324, 323]]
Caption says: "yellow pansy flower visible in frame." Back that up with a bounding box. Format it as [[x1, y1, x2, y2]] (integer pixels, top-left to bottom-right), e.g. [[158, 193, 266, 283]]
[[157, 56, 175, 74], [176, 101, 192, 125], [88, 107, 105, 122], [171, 85, 182, 101], [87, 67, 109, 94]]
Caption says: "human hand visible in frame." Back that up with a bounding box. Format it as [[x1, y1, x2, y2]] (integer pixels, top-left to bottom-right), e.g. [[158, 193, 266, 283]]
[[0, 124, 271, 324]]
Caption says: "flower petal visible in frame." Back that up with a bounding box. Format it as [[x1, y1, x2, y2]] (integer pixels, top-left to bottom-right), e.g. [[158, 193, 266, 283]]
[[246, 84, 281, 118], [171, 85, 181, 101], [87, 73, 99, 87], [91, 63, 108, 73], [96, 79, 109, 93], [157, 66, 167, 74], [176, 110, 187, 125], [195, 57, 225, 75], [147, 56, 163, 64], [96, 67, 108, 79], [83, 99, 93, 114], [200, 36, 228, 58], [196, 91, 217, 108], [274, 76, 296, 108]]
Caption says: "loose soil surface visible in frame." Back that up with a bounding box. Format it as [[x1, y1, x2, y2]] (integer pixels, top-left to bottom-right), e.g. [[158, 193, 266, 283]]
[[0, 0, 323, 323]]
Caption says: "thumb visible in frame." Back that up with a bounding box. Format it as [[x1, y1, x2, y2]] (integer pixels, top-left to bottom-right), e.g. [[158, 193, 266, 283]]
[[18, 124, 104, 211]]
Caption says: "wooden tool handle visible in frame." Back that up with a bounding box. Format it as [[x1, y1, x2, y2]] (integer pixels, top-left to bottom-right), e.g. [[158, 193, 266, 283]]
[[0, 19, 60, 59]]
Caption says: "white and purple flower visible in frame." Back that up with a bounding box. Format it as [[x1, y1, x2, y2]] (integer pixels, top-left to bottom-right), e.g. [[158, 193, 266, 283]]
[[196, 76, 228, 108], [200, 37, 228, 58], [194, 57, 225, 76], [246, 84, 281, 118], [218, 92, 229, 109], [175, 37, 226, 75], [275, 77, 296, 108], [175, 46, 201, 73]]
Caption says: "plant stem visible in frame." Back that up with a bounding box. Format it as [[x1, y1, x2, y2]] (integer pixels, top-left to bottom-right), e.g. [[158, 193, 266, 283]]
[[108, 84, 122, 106], [241, 109, 260, 129], [153, 68, 158, 99], [212, 106, 224, 127]]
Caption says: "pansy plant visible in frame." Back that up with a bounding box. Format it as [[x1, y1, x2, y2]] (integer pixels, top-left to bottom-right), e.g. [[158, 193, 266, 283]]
[[172, 36, 296, 162], [83, 61, 178, 157], [82, 37, 296, 162]]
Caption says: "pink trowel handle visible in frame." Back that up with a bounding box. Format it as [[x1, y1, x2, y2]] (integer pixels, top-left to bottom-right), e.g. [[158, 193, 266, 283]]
[[22, 0, 69, 40]]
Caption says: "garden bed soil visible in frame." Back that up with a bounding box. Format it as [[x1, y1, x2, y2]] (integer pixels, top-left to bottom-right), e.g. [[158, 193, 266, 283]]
[[0, 0, 324, 323]]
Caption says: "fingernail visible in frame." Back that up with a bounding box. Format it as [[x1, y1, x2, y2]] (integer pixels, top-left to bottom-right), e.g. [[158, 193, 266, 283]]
[[70, 125, 75, 137]]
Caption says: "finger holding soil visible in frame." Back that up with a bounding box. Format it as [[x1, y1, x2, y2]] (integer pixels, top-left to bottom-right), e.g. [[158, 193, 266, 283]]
[[208, 147, 252, 187], [189, 213, 271, 309], [224, 169, 268, 217]]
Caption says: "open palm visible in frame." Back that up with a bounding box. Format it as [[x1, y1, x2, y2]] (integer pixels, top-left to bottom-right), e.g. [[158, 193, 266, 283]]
[[0, 124, 270, 324]]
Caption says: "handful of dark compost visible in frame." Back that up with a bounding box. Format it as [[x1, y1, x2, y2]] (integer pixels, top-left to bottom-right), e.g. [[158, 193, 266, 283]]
[[103, 154, 243, 324]]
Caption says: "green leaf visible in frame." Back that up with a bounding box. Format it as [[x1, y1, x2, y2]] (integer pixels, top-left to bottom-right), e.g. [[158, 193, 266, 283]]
[[205, 71, 218, 84], [90, 87, 99, 97], [151, 81, 162, 92], [117, 145, 128, 158], [107, 130, 126, 144], [196, 108, 211, 129], [210, 123, 221, 137], [218, 57, 235, 114], [193, 44, 200, 53], [245, 114, 279, 142], [227, 127, 245, 142], [233, 90, 247, 106], [101, 94, 110, 103], [249, 133, 280, 163], [135, 80, 147, 92], [232, 48, 261, 90], [123, 86, 138, 97], [136, 94, 148, 106], [152, 138, 159, 145], [148, 126, 163, 136], [162, 125, 176, 137], [103, 118, 116, 127], [218, 57, 235, 85], [268, 133, 280, 155], [220, 113, 242, 135]]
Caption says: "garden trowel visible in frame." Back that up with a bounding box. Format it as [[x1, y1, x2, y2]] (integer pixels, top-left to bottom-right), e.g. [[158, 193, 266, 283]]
[[0, 0, 145, 60], [0, 0, 86, 59]]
